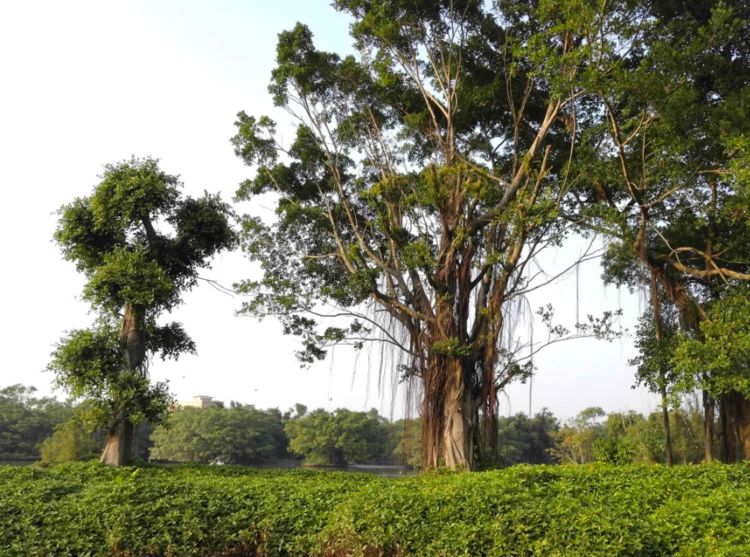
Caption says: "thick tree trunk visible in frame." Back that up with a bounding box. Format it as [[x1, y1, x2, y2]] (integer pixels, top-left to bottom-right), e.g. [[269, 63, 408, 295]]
[[100, 303, 145, 466], [100, 419, 134, 466], [704, 390, 715, 463], [719, 391, 750, 462], [421, 351, 477, 470], [739, 396, 750, 461], [443, 357, 475, 470]]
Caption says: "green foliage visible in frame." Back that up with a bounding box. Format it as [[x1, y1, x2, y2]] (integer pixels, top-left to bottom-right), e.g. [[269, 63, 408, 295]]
[[630, 302, 681, 397], [548, 407, 606, 464], [39, 416, 100, 464], [674, 287, 750, 397], [230, 0, 609, 370], [285, 408, 390, 466], [494, 409, 559, 467], [0, 385, 72, 460], [550, 404, 707, 465], [49, 322, 173, 429], [388, 418, 422, 468], [150, 406, 287, 465], [3, 463, 750, 556]]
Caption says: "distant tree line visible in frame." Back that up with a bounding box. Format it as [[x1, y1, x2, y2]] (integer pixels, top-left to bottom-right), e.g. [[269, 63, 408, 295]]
[[1, 384, 710, 467], [0, 385, 72, 461]]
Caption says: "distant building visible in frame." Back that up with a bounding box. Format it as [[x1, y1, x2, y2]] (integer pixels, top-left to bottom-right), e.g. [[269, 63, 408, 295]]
[[180, 395, 224, 409]]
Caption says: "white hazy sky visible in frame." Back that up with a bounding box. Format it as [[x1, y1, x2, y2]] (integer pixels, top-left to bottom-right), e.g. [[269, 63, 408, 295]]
[[0, 0, 659, 421]]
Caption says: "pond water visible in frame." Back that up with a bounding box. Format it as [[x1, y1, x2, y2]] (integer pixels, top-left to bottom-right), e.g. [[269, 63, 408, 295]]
[[308, 464, 415, 477], [0, 458, 416, 476]]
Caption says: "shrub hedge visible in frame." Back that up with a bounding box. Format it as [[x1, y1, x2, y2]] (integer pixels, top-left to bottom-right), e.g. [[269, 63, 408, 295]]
[[1, 463, 749, 556]]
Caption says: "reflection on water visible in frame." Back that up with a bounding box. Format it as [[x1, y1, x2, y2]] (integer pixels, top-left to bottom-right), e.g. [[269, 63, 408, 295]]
[[310, 464, 416, 477], [0, 459, 417, 476]]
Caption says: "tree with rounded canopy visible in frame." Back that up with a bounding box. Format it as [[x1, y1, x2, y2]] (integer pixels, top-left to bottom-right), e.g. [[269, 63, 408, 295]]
[[150, 405, 287, 465], [284, 408, 390, 466], [50, 158, 235, 465], [233, 0, 625, 469]]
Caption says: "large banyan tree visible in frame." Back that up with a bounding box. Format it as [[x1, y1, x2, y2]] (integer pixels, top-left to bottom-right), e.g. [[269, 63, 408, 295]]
[[233, 0, 625, 469]]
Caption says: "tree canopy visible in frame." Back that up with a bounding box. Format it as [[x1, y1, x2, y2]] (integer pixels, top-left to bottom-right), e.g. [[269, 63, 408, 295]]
[[284, 407, 391, 466], [567, 0, 750, 462], [150, 405, 287, 465]]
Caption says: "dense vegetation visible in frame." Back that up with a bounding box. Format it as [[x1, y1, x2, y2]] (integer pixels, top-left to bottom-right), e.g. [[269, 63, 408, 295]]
[[0, 385, 72, 461], [3, 462, 749, 556], [1, 383, 713, 469], [150, 405, 288, 465]]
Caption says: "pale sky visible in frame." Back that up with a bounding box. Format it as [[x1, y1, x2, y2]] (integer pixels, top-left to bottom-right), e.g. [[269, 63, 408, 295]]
[[0, 0, 659, 421]]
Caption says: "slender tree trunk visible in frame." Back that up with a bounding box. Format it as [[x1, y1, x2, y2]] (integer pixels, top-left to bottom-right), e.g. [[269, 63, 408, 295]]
[[661, 391, 673, 466], [488, 403, 499, 464], [100, 303, 145, 466], [719, 395, 730, 462], [649, 271, 674, 466], [704, 390, 715, 463]]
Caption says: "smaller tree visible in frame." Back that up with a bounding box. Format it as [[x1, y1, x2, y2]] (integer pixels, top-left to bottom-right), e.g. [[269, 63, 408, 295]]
[[549, 407, 605, 464], [629, 297, 681, 465], [50, 158, 235, 465], [388, 418, 421, 468], [592, 412, 643, 465]]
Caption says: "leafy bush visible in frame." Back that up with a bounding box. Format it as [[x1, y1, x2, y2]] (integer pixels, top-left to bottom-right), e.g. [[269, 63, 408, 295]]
[[2, 463, 750, 556]]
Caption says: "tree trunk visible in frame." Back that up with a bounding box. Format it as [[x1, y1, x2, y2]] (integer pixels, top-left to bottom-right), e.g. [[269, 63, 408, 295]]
[[661, 391, 673, 466], [739, 396, 750, 461], [649, 272, 673, 466], [720, 391, 750, 462], [488, 403, 499, 464], [443, 356, 475, 470], [719, 395, 729, 462], [100, 418, 134, 466], [100, 303, 145, 466], [421, 351, 477, 470], [703, 390, 715, 463]]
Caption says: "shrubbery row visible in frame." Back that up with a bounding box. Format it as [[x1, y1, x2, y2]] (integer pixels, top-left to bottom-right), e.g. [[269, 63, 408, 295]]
[[2, 463, 749, 556]]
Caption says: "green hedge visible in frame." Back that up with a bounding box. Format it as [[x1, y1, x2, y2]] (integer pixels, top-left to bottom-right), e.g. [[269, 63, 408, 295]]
[[2, 463, 749, 556]]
